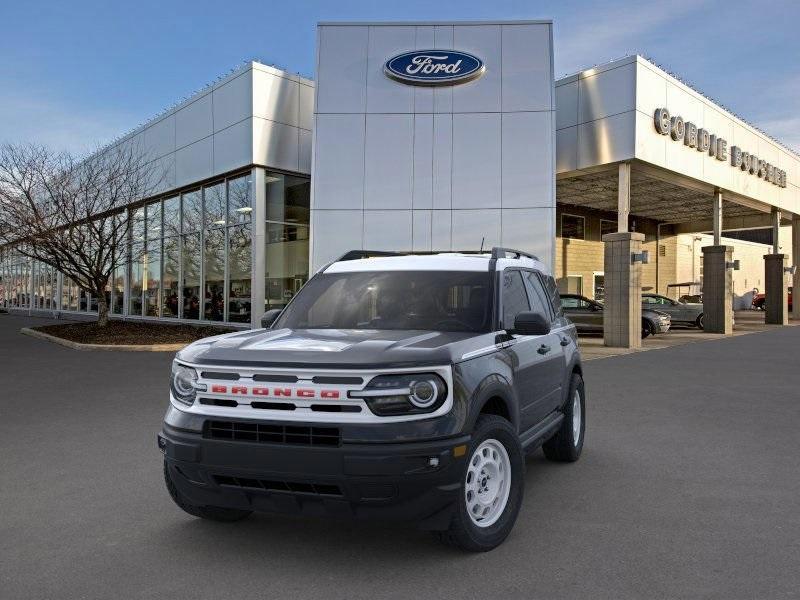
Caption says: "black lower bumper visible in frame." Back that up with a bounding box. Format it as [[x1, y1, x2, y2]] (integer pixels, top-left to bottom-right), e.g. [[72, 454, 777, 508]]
[[159, 423, 470, 530]]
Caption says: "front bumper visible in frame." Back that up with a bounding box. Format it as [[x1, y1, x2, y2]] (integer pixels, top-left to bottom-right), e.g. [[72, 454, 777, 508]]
[[159, 420, 470, 530]]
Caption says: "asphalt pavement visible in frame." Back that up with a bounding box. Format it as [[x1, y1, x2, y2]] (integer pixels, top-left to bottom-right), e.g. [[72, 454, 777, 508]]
[[1, 312, 799, 599]]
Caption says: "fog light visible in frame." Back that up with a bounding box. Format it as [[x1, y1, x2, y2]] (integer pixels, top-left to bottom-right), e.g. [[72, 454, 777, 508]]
[[428, 457, 439, 467]]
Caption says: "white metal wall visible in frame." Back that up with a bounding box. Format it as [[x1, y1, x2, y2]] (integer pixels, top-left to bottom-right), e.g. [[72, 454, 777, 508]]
[[100, 62, 313, 197], [556, 56, 800, 215], [311, 21, 556, 271]]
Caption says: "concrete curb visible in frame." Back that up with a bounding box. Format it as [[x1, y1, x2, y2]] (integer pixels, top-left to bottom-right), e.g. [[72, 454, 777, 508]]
[[20, 327, 187, 352]]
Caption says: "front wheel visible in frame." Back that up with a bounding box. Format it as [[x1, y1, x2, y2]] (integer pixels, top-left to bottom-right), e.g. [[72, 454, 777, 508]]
[[543, 373, 586, 462], [435, 415, 524, 552], [641, 319, 655, 338], [696, 314, 704, 329]]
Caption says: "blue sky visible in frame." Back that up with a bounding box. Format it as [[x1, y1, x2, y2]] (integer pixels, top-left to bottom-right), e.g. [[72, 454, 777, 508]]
[[1, 0, 798, 153]]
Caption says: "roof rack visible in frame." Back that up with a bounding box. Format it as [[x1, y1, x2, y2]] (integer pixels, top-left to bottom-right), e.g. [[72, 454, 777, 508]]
[[490, 247, 540, 261], [336, 250, 405, 261], [335, 249, 491, 262]]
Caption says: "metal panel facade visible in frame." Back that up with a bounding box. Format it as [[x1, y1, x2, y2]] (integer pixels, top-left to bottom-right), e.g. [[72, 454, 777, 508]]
[[312, 21, 557, 271]]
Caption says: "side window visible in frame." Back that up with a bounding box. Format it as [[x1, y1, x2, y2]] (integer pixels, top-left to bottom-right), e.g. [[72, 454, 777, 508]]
[[643, 296, 657, 304], [560, 296, 580, 309], [501, 270, 530, 330], [542, 274, 564, 318], [522, 271, 553, 320]]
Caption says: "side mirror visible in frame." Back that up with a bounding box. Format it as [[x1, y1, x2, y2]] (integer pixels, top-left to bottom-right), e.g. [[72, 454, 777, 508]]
[[260, 309, 282, 329], [512, 311, 551, 336], [591, 303, 601, 311]]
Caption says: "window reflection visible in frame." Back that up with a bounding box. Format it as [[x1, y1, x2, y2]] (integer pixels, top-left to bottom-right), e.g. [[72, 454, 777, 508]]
[[129, 243, 144, 316], [182, 190, 201, 233], [182, 233, 201, 319], [204, 182, 227, 228], [204, 228, 225, 321], [144, 240, 161, 317], [228, 225, 251, 323], [162, 237, 179, 318], [265, 173, 310, 311]]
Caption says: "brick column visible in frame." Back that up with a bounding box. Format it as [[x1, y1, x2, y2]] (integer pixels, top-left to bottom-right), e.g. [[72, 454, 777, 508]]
[[602, 232, 644, 348], [764, 254, 788, 325], [701, 245, 733, 334]]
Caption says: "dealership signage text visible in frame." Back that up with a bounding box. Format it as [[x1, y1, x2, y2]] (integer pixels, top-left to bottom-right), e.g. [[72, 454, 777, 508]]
[[654, 108, 787, 188]]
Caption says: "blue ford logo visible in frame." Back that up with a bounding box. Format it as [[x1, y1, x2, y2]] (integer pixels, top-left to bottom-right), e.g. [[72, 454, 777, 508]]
[[384, 50, 485, 86]]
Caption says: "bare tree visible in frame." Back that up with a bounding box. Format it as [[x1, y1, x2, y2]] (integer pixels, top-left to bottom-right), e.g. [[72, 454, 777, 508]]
[[0, 142, 163, 326]]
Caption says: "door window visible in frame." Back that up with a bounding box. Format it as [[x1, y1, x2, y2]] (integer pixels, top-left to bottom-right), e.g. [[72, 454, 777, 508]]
[[501, 271, 531, 330], [522, 271, 553, 320]]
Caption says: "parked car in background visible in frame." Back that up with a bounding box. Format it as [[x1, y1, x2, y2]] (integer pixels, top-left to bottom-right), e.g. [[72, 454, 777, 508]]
[[560, 294, 670, 338], [752, 287, 793, 311], [642, 293, 704, 329]]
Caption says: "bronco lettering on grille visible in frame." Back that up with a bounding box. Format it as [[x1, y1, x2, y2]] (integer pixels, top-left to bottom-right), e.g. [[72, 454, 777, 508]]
[[208, 385, 341, 400]]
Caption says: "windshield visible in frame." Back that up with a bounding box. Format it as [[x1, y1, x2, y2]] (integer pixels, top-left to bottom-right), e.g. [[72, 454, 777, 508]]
[[274, 270, 492, 332]]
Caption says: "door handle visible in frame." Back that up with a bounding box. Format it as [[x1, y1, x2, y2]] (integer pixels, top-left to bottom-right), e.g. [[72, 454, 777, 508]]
[[560, 336, 570, 346], [537, 344, 551, 355]]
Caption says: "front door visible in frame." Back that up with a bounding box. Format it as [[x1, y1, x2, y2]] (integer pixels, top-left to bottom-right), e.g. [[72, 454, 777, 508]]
[[500, 270, 564, 431]]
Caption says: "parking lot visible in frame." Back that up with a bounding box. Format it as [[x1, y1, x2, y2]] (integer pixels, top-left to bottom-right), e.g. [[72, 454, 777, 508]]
[[2, 312, 799, 599], [579, 310, 798, 360]]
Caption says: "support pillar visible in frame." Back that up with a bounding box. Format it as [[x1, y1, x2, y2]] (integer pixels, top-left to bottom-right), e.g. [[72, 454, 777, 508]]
[[764, 254, 788, 325], [712, 189, 723, 245], [617, 162, 631, 233], [793, 216, 800, 321], [602, 232, 644, 348], [251, 167, 267, 329], [701, 246, 734, 334]]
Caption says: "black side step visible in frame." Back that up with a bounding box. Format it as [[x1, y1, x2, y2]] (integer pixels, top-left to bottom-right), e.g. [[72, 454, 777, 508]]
[[519, 412, 564, 451]]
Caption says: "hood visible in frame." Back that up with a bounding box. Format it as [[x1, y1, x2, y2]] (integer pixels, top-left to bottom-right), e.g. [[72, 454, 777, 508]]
[[177, 327, 489, 369], [644, 309, 670, 318]]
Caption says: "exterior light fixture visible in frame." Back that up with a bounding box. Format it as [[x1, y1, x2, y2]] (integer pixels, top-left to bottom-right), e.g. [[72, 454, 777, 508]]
[[726, 260, 741, 270], [785, 265, 797, 275], [631, 250, 650, 264]]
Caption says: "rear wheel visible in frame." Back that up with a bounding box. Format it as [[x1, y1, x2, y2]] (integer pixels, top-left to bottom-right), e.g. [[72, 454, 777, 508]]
[[164, 460, 252, 522], [543, 373, 585, 462], [435, 415, 524, 552], [641, 319, 655, 338]]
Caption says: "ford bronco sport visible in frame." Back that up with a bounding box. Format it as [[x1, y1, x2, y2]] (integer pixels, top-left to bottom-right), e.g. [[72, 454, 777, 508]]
[[159, 248, 586, 551]]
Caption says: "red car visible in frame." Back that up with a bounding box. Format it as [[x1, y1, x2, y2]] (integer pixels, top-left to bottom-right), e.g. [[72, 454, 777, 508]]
[[752, 287, 793, 311]]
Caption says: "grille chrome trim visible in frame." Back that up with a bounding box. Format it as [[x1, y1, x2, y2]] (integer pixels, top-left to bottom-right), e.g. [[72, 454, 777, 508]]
[[171, 363, 453, 424]]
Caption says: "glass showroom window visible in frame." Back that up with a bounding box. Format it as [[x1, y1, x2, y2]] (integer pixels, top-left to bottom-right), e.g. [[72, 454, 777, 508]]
[[227, 174, 252, 323], [129, 243, 144, 316], [112, 264, 124, 315], [181, 189, 201, 320], [182, 232, 201, 319], [204, 222, 226, 322], [143, 201, 162, 317], [265, 173, 310, 311], [162, 235, 179, 318]]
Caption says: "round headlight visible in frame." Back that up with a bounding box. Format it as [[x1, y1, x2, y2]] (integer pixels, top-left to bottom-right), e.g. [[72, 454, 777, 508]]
[[171, 362, 200, 405], [409, 379, 438, 408]]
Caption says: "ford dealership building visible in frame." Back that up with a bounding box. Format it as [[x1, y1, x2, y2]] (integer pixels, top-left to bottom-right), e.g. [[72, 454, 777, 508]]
[[1, 20, 799, 346]]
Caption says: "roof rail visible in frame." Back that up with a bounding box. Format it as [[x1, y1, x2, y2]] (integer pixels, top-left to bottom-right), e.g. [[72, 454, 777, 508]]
[[490, 247, 540, 261], [336, 249, 406, 262]]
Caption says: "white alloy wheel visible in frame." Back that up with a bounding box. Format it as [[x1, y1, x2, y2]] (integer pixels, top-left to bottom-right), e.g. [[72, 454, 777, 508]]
[[464, 439, 511, 528], [572, 389, 582, 446]]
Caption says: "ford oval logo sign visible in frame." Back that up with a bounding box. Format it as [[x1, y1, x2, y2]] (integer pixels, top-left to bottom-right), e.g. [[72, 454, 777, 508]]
[[384, 50, 485, 86]]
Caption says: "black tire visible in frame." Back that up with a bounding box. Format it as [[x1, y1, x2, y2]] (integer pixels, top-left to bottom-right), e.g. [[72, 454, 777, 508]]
[[163, 460, 252, 522], [435, 414, 524, 552], [696, 314, 704, 329], [641, 319, 654, 339], [543, 373, 585, 463]]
